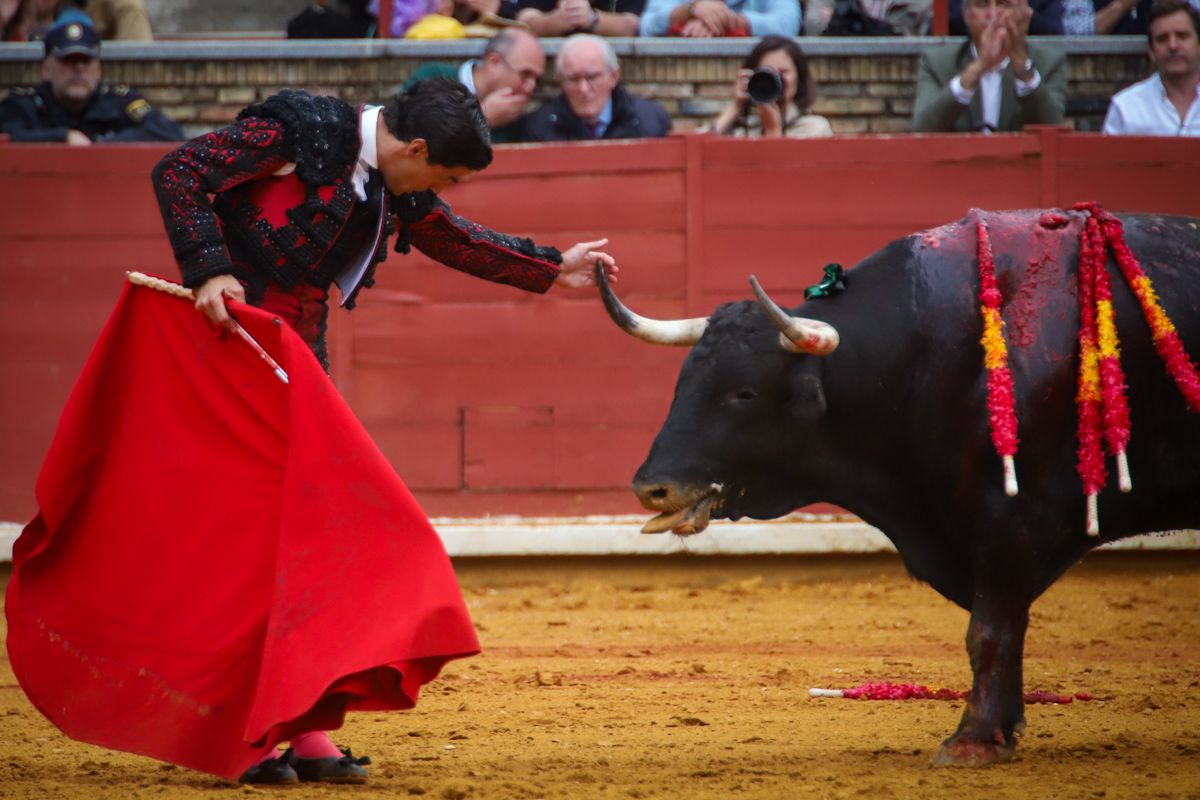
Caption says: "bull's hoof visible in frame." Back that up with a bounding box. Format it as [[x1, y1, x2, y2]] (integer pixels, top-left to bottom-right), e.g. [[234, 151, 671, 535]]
[[930, 737, 1016, 767]]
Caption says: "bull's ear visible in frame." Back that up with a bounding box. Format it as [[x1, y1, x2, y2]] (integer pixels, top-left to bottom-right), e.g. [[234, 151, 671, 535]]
[[788, 372, 827, 420]]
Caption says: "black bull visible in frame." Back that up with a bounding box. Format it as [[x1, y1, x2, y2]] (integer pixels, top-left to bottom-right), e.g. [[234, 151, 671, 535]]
[[598, 208, 1200, 765]]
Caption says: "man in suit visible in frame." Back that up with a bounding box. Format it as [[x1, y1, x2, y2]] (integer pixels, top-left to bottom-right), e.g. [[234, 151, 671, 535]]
[[520, 34, 671, 141], [912, 0, 1066, 132], [403, 27, 545, 142]]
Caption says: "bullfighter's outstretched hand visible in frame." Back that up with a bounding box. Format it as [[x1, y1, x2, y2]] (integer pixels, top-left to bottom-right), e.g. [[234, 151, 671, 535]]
[[555, 238, 619, 289]]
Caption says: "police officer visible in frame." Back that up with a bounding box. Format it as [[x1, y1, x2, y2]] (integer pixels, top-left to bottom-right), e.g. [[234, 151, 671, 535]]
[[0, 19, 182, 143]]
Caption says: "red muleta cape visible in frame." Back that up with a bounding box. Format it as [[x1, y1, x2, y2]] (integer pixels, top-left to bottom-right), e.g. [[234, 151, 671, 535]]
[[6, 278, 480, 780]]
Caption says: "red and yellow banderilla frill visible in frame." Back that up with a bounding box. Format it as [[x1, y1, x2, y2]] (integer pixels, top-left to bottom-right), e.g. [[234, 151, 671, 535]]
[[977, 220, 1020, 496]]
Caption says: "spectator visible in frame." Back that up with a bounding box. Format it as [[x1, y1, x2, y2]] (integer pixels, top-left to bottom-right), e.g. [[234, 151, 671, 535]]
[[72, 0, 152, 39], [811, 0, 931, 35], [287, 0, 374, 37], [708, 35, 832, 137], [0, 19, 182, 143], [2, 0, 36, 40], [372, 0, 519, 35], [949, 0, 1062, 34], [912, 0, 1066, 132], [638, 0, 799, 36], [1103, 0, 1200, 134], [19, 0, 153, 40], [515, 0, 644, 36], [1063, 0, 1200, 34], [403, 27, 544, 142], [521, 34, 672, 141]]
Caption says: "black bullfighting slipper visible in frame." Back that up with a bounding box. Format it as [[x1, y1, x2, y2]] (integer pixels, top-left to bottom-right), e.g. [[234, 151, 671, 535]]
[[284, 746, 371, 784], [237, 754, 299, 785]]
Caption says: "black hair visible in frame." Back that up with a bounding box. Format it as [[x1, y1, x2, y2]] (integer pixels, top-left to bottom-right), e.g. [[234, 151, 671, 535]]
[[743, 35, 816, 113], [383, 78, 493, 171], [1147, 0, 1200, 41]]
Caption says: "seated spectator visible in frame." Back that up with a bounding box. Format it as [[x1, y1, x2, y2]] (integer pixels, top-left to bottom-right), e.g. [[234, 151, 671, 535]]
[[2, 0, 35, 40], [949, 0, 1062, 34], [371, 0, 448, 36], [69, 0, 152, 39], [515, 0, 643, 36], [1103, 0, 1199, 134], [1063, 0, 1199, 35], [520, 34, 671, 141], [912, 0, 1066, 132], [371, 0, 519, 35], [287, 0, 374, 37], [16, 0, 153, 40], [810, 0, 931, 36], [708, 35, 832, 137], [0, 19, 182, 142], [403, 27, 545, 142], [638, 0, 799, 36]]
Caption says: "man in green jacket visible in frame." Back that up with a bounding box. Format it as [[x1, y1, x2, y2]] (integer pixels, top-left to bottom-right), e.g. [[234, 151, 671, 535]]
[[404, 27, 545, 142], [912, 0, 1066, 132]]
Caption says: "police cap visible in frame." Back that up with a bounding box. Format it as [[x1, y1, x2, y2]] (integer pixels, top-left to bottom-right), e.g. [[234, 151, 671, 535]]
[[44, 19, 102, 60]]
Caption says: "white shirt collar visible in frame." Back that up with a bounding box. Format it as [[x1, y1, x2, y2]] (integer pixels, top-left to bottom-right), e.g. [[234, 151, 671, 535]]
[[352, 104, 383, 201], [458, 59, 478, 96]]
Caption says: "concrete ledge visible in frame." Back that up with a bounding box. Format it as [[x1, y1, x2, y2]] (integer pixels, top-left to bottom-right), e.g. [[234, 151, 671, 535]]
[[3, 517, 1194, 562]]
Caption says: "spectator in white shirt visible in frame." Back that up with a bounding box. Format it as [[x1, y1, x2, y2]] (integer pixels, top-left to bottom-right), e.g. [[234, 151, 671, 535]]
[[1103, 0, 1200, 135]]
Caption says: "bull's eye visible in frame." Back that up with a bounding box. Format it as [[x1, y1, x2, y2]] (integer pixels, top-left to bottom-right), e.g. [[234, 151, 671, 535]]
[[728, 388, 758, 406]]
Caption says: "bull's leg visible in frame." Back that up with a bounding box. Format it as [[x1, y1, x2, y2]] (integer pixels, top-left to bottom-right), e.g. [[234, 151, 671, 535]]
[[932, 600, 1029, 767]]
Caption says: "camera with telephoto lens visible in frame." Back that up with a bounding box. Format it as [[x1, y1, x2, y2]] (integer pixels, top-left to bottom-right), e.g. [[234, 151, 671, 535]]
[[746, 67, 783, 104]]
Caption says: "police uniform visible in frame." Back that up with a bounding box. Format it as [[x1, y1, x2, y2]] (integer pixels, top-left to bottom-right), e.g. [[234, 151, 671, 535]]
[[0, 19, 183, 143]]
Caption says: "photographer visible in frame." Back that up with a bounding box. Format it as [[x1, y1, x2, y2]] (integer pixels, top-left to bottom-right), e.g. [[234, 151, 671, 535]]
[[708, 36, 832, 138]]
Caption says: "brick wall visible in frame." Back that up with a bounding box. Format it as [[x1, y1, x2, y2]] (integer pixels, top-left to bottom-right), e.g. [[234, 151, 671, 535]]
[[0, 38, 1150, 136]]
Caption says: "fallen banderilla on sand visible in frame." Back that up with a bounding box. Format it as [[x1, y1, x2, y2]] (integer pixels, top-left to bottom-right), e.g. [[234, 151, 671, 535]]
[[127, 271, 289, 385], [809, 681, 1094, 704]]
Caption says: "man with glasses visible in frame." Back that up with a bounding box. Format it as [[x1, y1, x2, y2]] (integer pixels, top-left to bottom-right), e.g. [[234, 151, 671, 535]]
[[520, 34, 671, 141], [912, 0, 1066, 132], [403, 27, 545, 142]]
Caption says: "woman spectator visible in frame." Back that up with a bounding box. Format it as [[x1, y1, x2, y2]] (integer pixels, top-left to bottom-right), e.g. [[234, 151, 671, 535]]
[[708, 36, 832, 138]]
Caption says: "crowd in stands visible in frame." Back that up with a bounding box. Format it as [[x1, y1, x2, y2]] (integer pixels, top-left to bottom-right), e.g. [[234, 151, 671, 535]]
[[1, 0, 1198, 140], [313, 0, 1200, 38]]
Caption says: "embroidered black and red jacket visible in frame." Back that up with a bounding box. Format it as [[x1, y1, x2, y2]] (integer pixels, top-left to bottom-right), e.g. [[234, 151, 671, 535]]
[[151, 91, 562, 310]]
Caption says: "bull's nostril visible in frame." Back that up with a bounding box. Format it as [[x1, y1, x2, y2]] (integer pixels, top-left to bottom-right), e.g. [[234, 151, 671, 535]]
[[648, 487, 668, 501]]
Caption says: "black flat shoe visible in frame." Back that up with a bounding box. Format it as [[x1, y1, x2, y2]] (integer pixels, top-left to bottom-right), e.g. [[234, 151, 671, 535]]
[[283, 746, 371, 784], [238, 754, 299, 785]]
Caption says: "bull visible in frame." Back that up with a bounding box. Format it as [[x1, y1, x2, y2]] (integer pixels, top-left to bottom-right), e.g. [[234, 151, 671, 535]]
[[598, 208, 1200, 765]]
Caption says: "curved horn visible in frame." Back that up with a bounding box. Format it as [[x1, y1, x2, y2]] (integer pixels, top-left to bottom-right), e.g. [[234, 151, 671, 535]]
[[596, 262, 708, 346], [748, 275, 840, 356]]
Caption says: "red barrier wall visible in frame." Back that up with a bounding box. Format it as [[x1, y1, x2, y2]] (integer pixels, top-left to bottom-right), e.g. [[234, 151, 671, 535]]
[[2, 131, 1198, 522]]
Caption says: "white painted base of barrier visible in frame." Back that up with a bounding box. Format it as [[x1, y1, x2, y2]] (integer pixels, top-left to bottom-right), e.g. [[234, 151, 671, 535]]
[[2, 517, 1195, 562]]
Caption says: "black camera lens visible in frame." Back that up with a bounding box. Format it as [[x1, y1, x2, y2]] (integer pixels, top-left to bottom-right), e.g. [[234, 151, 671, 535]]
[[746, 68, 783, 104]]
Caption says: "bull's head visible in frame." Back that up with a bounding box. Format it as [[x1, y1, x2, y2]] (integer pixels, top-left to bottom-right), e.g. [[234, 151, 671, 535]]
[[597, 265, 840, 536]]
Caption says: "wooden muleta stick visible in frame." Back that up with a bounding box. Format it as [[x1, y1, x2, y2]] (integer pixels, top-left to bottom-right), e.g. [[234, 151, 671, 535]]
[[126, 271, 289, 385]]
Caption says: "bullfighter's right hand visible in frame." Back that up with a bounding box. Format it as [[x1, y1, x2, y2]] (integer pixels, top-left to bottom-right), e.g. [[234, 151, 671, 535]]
[[195, 274, 244, 332]]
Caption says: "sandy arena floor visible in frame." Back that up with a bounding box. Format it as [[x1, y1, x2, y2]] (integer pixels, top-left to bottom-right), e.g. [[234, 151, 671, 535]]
[[2, 551, 1199, 800]]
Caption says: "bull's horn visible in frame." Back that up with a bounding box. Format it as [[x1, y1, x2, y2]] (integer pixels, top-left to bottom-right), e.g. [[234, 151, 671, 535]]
[[748, 276, 840, 356], [596, 262, 708, 346]]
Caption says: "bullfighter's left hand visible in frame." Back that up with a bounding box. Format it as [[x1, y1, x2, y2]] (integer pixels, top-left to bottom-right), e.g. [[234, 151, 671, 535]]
[[556, 238, 619, 289]]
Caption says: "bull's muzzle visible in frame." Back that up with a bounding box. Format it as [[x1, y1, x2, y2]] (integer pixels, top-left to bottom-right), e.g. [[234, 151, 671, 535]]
[[633, 480, 723, 536]]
